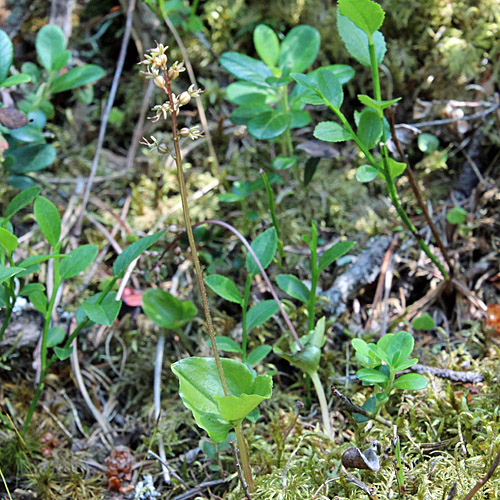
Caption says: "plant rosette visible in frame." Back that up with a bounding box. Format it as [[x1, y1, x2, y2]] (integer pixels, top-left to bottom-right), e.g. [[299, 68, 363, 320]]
[[171, 357, 272, 442]]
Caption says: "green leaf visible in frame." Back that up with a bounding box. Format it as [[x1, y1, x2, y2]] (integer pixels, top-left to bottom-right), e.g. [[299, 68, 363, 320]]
[[0, 228, 18, 253], [247, 345, 272, 366], [171, 357, 272, 442], [4, 186, 40, 221], [412, 313, 435, 331], [54, 346, 73, 360], [226, 81, 277, 106], [446, 206, 468, 225], [290, 72, 316, 92], [0, 266, 25, 284], [315, 68, 343, 108], [50, 65, 105, 93], [17, 253, 65, 268], [313, 64, 355, 85], [34, 196, 61, 247], [385, 331, 414, 368], [356, 164, 379, 183], [290, 110, 311, 128], [205, 275, 242, 305], [318, 241, 356, 272], [272, 156, 296, 171], [254, 24, 280, 67], [352, 338, 372, 360], [245, 227, 277, 275], [36, 25, 67, 73], [51, 49, 71, 72], [274, 320, 324, 376], [113, 231, 165, 278], [358, 94, 401, 111], [338, 0, 385, 35], [0, 73, 31, 87], [59, 244, 98, 279], [393, 373, 428, 390], [29, 290, 47, 314], [278, 25, 320, 73], [247, 110, 290, 140], [142, 288, 196, 330], [19, 283, 45, 296], [0, 29, 13, 84], [357, 109, 383, 149], [314, 121, 351, 142], [356, 367, 389, 384], [394, 358, 418, 371], [47, 326, 65, 348], [81, 292, 122, 326], [337, 13, 386, 67], [220, 52, 273, 85], [230, 104, 270, 126], [247, 300, 279, 330], [418, 133, 440, 153], [380, 158, 406, 179], [6, 143, 57, 174], [215, 336, 242, 353], [276, 274, 309, 302]]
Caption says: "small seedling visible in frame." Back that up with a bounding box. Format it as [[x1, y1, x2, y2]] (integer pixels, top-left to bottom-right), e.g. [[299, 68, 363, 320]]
[[351, 331, 428, 421]]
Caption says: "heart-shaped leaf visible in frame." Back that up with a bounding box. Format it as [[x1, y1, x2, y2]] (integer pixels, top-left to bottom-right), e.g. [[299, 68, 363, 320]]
[[142, 288, 196, 330], [172, 357, 272, 442]]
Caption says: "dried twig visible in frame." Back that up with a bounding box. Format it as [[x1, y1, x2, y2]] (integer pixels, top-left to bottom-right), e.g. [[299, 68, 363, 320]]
[[460, 447, 500, 500], [331, 385, 392, 428], [411, 364, 484, 384], [230, 440, 252, 500]]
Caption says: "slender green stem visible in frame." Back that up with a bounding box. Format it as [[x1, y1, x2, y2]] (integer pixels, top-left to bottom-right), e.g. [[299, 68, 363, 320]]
[[261, 171, 285, 263], [241, 274, 252, 362], [163, 71, 229, 397], [310, 371, 333, 440], [279, 85, 297, 178], [367, 37, 448, 279], [23, 278, 117, 432], [307, 222, 319, 333], [235, 422, 255, 493]]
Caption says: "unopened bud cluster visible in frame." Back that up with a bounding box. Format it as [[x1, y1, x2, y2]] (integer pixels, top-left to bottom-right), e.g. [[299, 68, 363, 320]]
[[139, 43, 204, 146]]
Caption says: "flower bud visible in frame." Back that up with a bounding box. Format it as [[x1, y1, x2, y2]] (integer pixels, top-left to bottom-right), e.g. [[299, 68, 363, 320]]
[[179, 127, 190, 137], [178, 91, 191, 106], [155, 53, 168, 67], [153, 75, 166, 89]]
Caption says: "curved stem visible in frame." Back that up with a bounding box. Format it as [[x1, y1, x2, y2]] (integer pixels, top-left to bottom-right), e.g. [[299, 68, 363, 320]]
[[204, 219, 302, 349]]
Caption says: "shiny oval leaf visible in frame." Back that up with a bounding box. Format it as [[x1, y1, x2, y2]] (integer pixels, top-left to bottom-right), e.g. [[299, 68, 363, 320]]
[[220, 52, 273, 85], [34, 196, 61, 247], [247, 110, 290, 139], [279, 25, 320, 73], [247, 300, 279, 330], [276, 274, 309, 302], [0, 29, 13, 84], [318, 241, 356, 272], [51, 64, 105, 93], [205, 274, 242, 305], [393, 373, 428, 390], [4, 186, 40, 221], [357, 109, 383, 149], [60, 244, 98, 279], [356, 164, 379, 183], [254, 24, 280, 67], [245, 227, 277, 275], [314, 121, 351, 142], [338, 0, 385, 35], [36, 25, 66, 72]]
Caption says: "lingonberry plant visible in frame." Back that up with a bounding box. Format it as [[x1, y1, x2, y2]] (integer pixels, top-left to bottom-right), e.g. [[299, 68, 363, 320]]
[[290, 0, 450, 279], [351, 331, 428, 420], [0, 25, 105, 188], [139, 43, 272, 493]]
